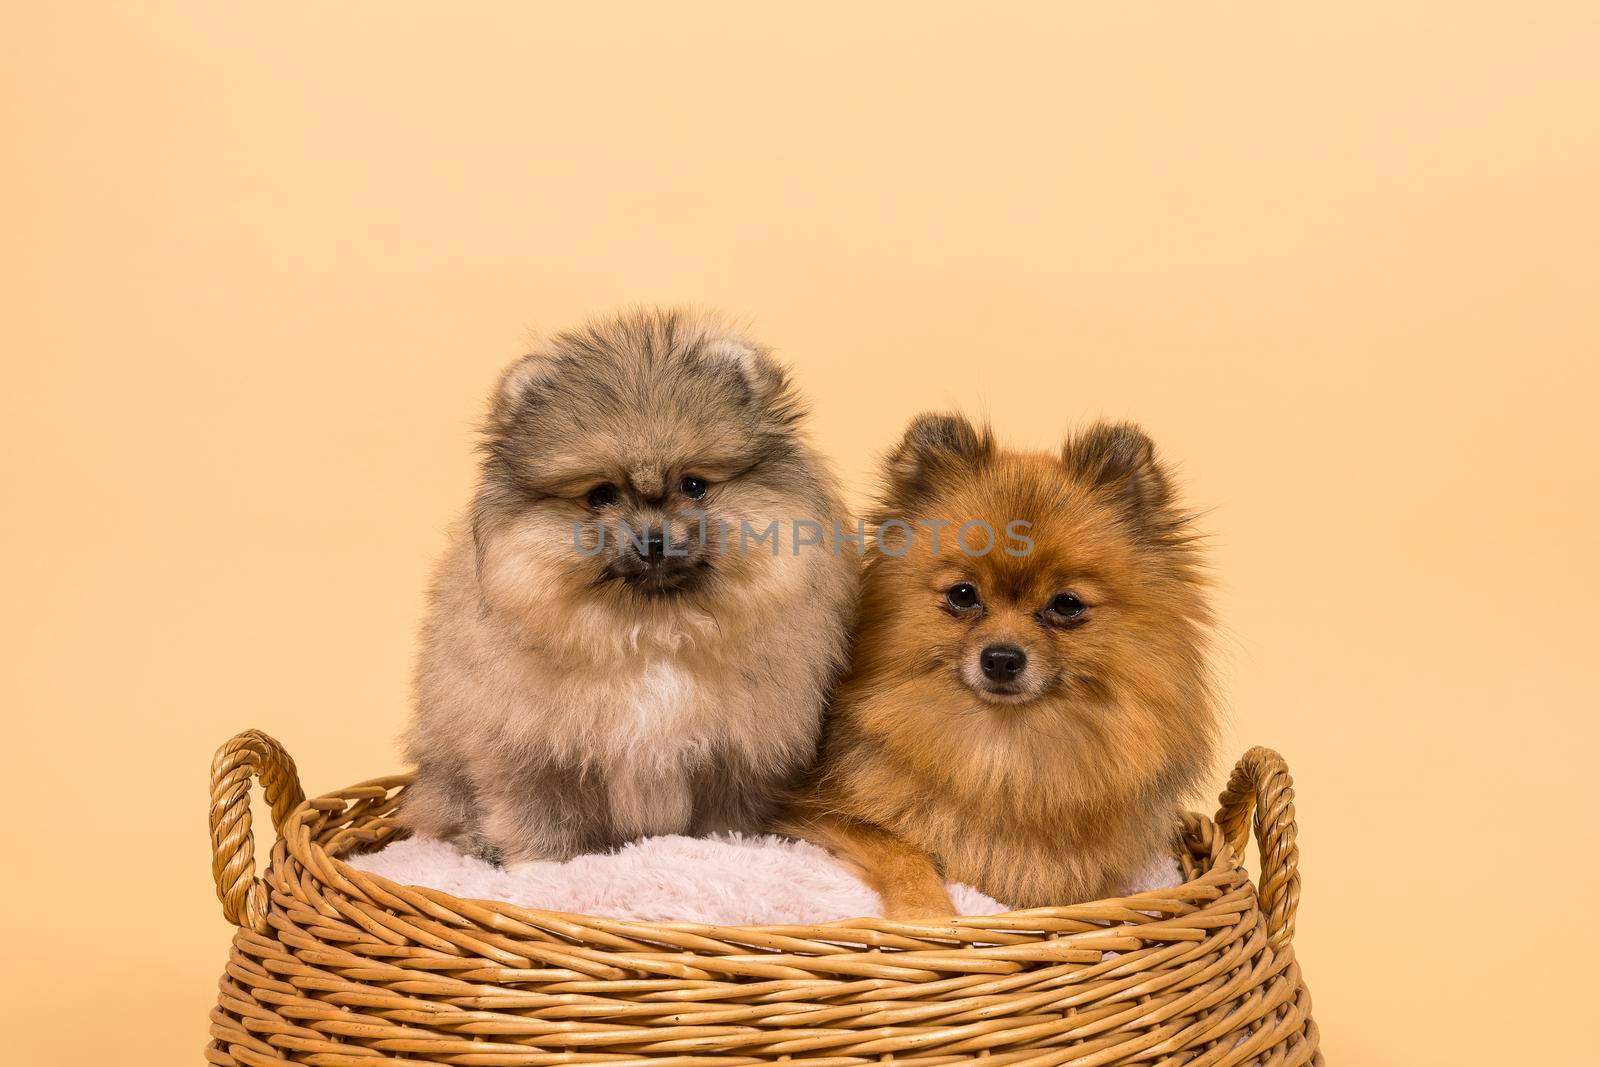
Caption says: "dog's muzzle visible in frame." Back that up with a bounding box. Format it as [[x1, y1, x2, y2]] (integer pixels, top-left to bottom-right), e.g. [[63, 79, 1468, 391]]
[[604, 524, 709, 595]]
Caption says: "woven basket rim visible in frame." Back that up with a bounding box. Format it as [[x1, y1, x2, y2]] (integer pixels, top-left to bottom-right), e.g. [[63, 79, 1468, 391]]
[[281, 770, 1241, 943], [211, 731, 1300, 947]]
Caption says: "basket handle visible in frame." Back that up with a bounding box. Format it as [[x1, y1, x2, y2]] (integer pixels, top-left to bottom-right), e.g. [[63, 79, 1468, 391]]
[[1214, 746, 1301, 950], [209, 730, 305, 932]]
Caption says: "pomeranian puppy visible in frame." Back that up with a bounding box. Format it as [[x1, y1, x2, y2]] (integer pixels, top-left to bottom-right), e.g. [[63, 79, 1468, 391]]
[[401, 309, 857, 864], [785, 414, 1213, 916]]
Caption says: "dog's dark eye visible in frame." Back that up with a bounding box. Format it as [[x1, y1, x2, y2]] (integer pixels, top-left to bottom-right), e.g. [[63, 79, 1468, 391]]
[[1047, 592, 1087, 621], [945, 583, 980, 611], [680, 475, 708, 500], [587, 483, 619, 509]]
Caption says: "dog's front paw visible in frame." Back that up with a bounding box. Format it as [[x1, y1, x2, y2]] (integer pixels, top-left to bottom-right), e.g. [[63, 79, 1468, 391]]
[[468, 838, 506, 868], [880, 885, 957, 921]]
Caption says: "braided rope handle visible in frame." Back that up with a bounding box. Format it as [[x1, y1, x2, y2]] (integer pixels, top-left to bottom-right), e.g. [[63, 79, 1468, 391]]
[[1214, 746, 1301, 950], [209, 730, 305, 932]]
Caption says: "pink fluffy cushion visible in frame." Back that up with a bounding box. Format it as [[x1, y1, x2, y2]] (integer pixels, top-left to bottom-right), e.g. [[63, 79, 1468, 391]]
[[346, 833, 1005, 924], [347, 832, 1183, 925]]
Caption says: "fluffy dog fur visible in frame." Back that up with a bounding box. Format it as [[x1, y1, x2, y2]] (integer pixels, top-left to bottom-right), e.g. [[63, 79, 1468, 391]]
[[785, 414, 1214, 916], [401, 309, 857, 864]]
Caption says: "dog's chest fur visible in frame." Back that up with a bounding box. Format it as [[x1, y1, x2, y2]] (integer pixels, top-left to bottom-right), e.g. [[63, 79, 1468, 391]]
[[833, 723, 1172, 908], [545, 659, 740, 838], [508, 626, 816, 824], [894, 788, 1165, 908]]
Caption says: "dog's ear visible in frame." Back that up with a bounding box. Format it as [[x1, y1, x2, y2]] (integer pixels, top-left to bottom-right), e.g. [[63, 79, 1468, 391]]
[[700, 334, 800, 422], [1061, 421, 1173, 521], [490, 350, 562, 428], [700, 335, 792, 408], [881, 413, 993, 509]]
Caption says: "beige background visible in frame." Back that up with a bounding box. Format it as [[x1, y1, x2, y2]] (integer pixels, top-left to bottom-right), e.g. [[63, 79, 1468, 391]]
[[4, 3, 1598, 1063]]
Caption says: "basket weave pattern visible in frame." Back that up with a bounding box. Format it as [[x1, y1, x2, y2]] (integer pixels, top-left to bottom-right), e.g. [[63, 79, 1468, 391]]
[[207, 733, 1321, 1065]]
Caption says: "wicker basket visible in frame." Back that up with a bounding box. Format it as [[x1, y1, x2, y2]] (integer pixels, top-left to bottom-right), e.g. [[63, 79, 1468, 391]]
[[207, 731, 1321, 1065]]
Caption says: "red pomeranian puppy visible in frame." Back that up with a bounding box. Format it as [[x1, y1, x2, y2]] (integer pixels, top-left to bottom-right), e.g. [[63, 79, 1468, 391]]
[[785, 414, 1214, 916]]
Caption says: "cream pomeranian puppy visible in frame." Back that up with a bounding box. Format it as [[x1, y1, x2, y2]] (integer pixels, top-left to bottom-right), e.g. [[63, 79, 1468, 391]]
[[400, 310, 857, 864]]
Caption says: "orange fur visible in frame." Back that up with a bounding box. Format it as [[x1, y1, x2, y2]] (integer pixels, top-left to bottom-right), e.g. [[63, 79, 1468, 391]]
[[784, 415, 1214, 917]]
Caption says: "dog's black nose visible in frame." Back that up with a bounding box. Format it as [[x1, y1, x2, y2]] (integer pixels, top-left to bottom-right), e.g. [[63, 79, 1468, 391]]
[[980, 645, 1027, 681], [641, 527, 666, 560]]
